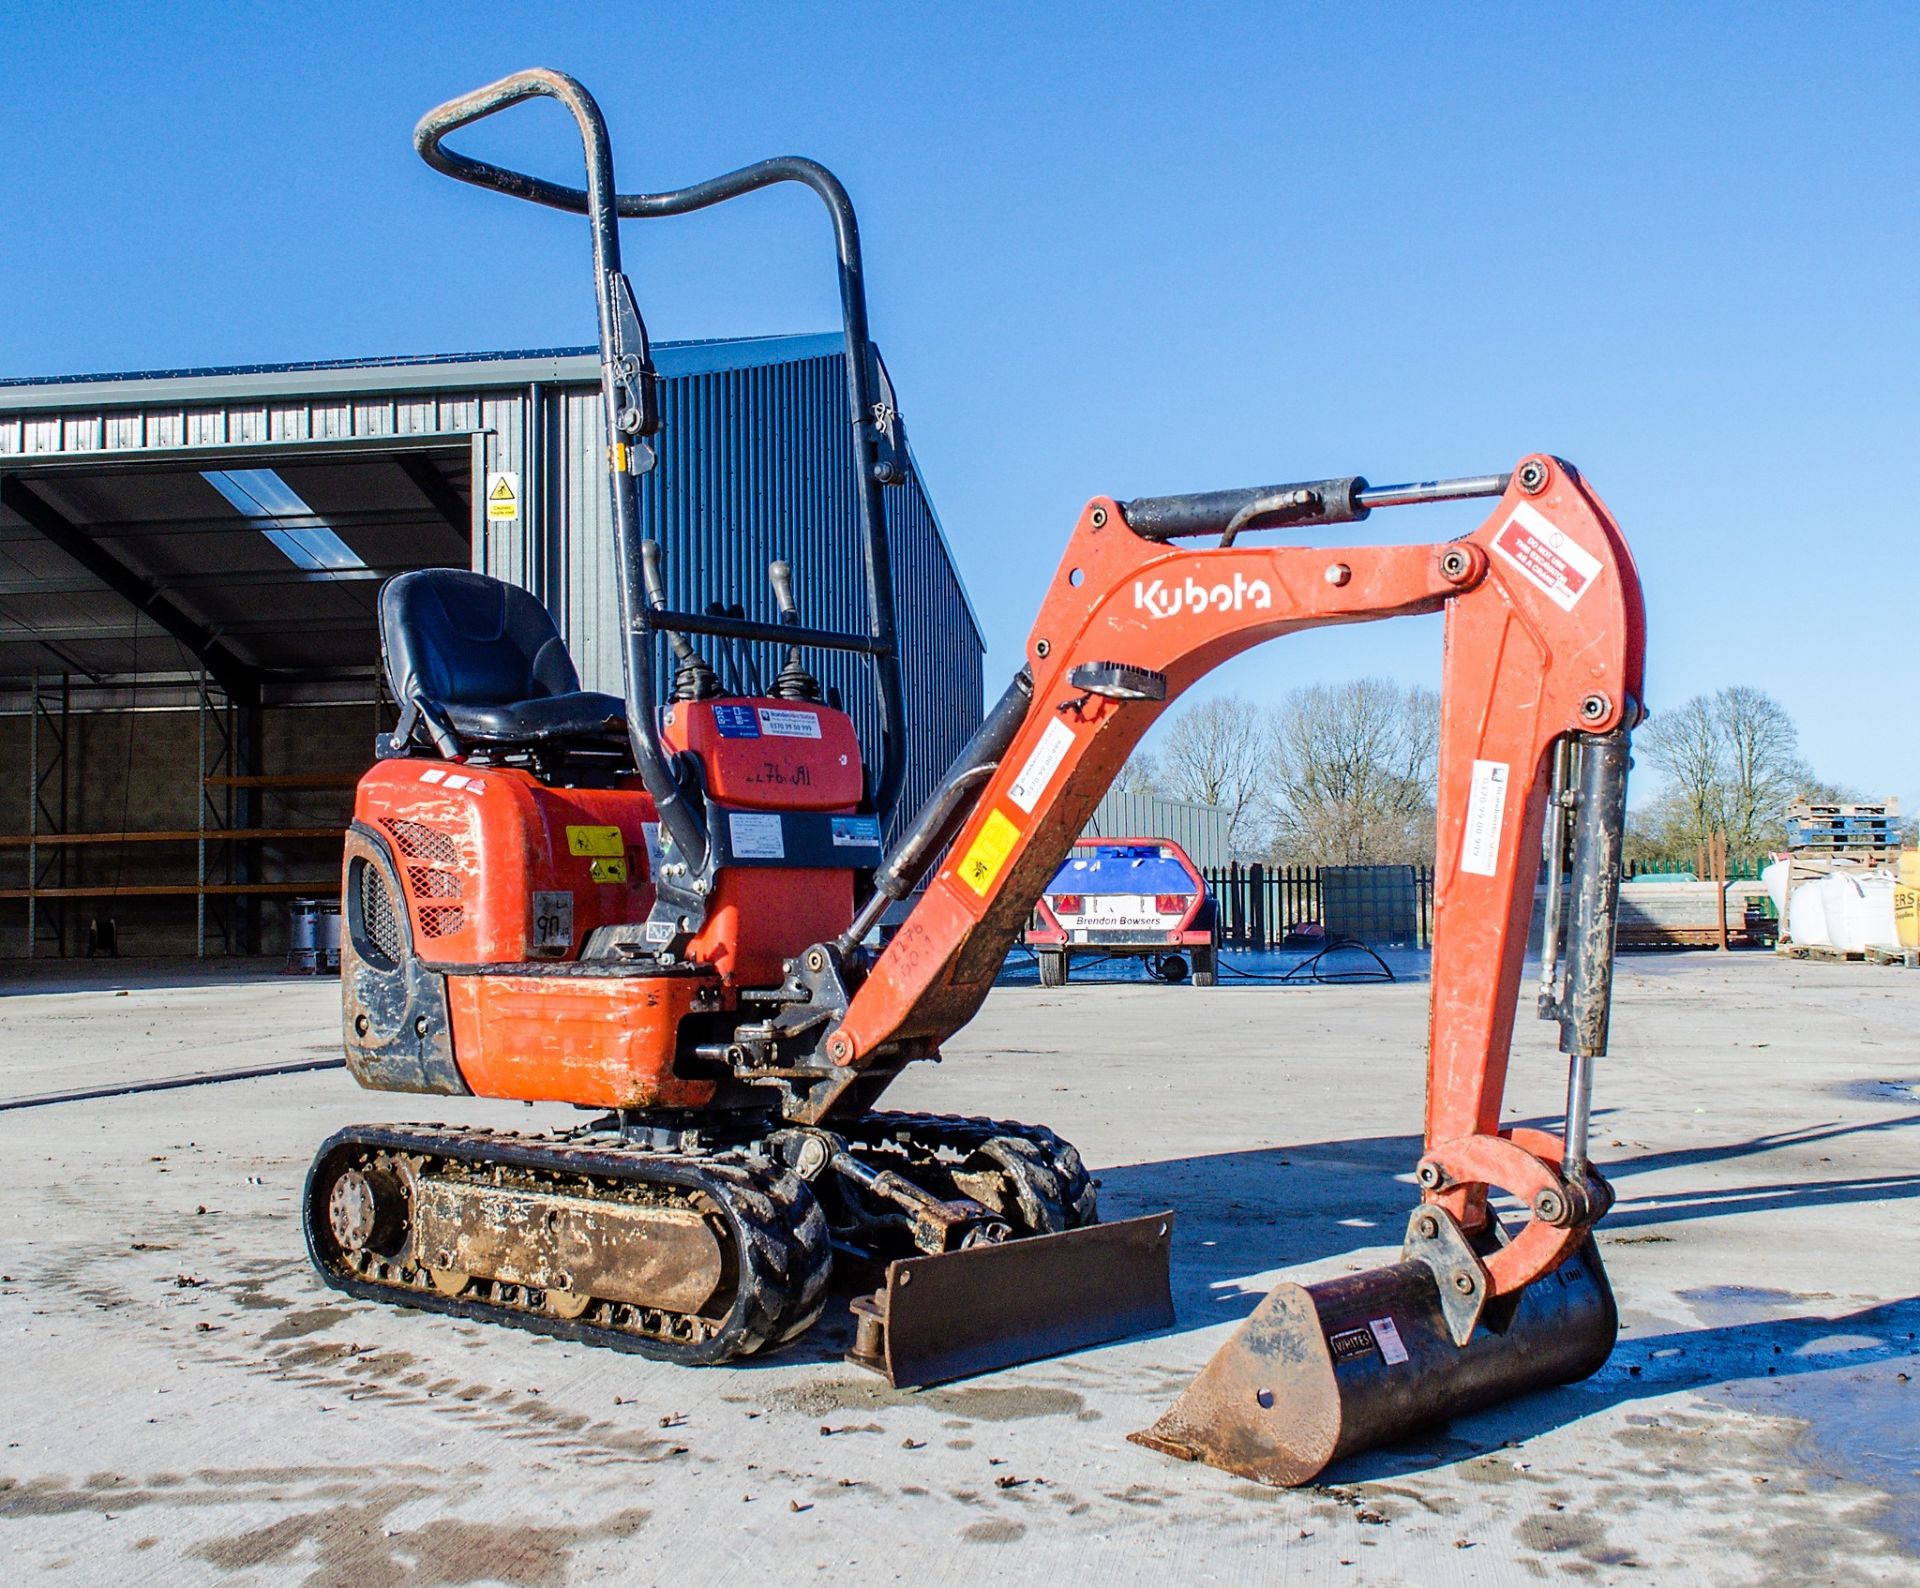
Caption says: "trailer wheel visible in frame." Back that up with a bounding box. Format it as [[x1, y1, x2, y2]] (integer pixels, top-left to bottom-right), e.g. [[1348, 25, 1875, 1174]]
[[1157, 953, 1189, 984], [1037, 949, 1068, 988]]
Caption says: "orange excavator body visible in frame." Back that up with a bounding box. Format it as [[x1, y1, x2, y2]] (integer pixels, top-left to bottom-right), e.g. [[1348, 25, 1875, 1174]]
[[312, 66, 1651, 1489]]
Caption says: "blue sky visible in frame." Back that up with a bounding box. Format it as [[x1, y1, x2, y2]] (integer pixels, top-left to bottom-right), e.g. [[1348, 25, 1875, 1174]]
[[3, 4, 1915, 808]]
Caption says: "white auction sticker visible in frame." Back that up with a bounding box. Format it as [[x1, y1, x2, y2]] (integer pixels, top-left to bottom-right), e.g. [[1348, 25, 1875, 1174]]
[[758, 707, 822, 739], [1490, 500, 1602, 612], [1370, 1315, 1410, 1366], [1008, 718, 1076, 813], [728, 811, 786, 860], [1460, 759, 1509, 877]]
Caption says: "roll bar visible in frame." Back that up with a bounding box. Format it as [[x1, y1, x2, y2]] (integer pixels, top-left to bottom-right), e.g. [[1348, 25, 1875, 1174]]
[[415, 68, 911, 862]]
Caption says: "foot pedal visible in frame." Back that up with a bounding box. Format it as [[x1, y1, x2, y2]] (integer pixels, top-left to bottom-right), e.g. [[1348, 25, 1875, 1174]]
[[1130, 1235, 1616, 1486], [847, 1212, 1175, 1387]]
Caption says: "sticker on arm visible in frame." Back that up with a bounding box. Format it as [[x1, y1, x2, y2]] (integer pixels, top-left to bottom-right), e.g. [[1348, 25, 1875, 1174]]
[[1460, 760, 1509, 877], [1008, 718, 1076, 814], [957, 809, 1022, 897]]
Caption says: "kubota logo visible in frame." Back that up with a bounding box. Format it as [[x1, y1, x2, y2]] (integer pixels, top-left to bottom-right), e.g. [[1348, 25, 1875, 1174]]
[[1133, 572, 1274, 619]]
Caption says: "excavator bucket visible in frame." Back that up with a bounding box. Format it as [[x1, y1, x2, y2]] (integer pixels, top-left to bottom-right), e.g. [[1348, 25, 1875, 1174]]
[[1130, 1233, 1616, 1487], [847, 1212, 1175, 1387]]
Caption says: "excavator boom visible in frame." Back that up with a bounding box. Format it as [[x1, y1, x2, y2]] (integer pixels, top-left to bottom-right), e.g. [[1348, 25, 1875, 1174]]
[[818, 453, 1645, 1482]]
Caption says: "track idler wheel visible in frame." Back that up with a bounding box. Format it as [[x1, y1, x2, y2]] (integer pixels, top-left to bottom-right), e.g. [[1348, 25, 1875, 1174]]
[[327, 1163, 410, 1259]]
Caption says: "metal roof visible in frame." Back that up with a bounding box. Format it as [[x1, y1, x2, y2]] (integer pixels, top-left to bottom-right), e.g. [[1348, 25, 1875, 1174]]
[[0, 332, 844, 411]]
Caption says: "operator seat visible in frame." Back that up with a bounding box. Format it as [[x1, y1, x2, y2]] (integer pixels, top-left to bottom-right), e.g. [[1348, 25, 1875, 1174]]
[[378, 568, 627, 759]]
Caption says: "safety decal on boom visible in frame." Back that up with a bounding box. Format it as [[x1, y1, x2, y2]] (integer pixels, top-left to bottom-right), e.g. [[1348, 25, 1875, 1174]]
[[566, 825, 625, 857], [1008, 718, 1076, 813], [1459, 760, 1509, 877], [958, 808, 1022, 897], [1490, 501, 1601, 612]]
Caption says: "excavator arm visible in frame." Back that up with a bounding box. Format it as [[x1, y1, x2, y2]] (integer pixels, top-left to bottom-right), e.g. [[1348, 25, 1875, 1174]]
[[793, 453, 1647, 1482]]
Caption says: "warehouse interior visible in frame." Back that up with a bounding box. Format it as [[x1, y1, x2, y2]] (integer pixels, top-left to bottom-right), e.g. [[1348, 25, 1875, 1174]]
[[1, 440, 474, 958]]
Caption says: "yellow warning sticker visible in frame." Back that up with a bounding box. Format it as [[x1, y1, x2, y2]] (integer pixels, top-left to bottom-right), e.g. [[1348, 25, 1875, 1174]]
[[957, 808, 1022, 897], [486, 470, 520, 521], [566, 824, 625, 857], [589, 856, 628, 884]]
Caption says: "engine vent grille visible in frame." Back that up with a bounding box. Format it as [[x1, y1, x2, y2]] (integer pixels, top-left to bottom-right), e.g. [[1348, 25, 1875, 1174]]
[[383, 818, 461, 866], [408, 866, 462, 899], [357, 859, 405, 966], [418, 906, 467, 939]]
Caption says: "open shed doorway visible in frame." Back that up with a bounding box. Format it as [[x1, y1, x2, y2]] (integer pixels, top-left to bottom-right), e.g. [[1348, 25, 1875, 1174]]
[[1, 440, 472, 960]]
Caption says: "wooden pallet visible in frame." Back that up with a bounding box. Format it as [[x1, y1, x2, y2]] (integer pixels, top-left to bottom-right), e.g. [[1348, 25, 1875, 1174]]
[[1780, 942, 1919, 967]]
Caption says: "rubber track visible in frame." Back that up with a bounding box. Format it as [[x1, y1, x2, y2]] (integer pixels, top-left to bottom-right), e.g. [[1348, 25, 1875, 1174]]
[[833, 1111, 1100, 1232], [303, 1123, 831, 1366]]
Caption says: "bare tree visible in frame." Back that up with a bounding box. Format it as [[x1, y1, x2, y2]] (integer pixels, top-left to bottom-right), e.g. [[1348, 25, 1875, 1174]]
[[1109, 746, 1161, 796], [1263, 678, 1439, 864], [1152, 694, 1267, 854], [1639, 686, 1812, 853]]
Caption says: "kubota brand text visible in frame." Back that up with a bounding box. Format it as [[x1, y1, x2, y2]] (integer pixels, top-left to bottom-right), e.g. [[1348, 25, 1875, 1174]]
[[1133, 572, 1274, 619]]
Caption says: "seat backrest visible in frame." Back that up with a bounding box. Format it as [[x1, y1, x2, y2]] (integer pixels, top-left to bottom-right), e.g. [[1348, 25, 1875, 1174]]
[[380, 569, 580, 711]]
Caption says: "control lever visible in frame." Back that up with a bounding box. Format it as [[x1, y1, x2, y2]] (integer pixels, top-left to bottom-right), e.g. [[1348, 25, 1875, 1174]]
[[640, 540, 719, 702], [768, 558, 823, 702]]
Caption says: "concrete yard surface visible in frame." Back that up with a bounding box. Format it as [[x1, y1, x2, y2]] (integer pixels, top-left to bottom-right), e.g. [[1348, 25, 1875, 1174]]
[[1, 954, 1917, 1584]]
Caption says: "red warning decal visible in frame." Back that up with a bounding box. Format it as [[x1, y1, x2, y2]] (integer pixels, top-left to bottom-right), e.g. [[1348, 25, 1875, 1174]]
[[1490, 501, 1602, 612]]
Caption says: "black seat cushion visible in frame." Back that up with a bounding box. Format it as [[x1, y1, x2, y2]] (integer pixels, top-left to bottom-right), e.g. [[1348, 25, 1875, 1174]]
[[380, 569, 626, 750]]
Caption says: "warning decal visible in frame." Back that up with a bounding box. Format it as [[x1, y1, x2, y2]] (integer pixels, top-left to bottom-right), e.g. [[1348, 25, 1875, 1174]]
[[1460, 759, 1509, 877], [957, 808, 1022, 897], [1370, 1316, 1410, 1366], [566, 824, 625, 858], [1008, 718, 1076, 814], [486, 471, 520, 522], [1490, 500, 1601, 612]]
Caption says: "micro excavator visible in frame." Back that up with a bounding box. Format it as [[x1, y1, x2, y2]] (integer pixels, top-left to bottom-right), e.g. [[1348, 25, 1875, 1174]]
[[304, 69, 1647, 1487]]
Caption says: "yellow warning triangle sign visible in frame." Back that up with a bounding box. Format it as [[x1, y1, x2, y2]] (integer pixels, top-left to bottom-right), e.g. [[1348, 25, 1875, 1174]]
[[490, 477, 516, 502]]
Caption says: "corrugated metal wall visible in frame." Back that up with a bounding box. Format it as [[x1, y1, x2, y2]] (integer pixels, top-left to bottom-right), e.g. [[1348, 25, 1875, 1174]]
[[491, 350, 984, 831], [1084, 791, 1234, 869], [0, 340, 985, 828]]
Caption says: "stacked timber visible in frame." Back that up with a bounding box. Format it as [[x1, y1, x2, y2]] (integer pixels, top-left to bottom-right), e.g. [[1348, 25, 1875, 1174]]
[[1532, 880, 1774, 950]]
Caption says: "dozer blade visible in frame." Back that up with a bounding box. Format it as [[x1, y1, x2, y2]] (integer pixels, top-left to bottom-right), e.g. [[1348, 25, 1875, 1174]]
[[847, 1212, 1175, 1388], [1130, 1236, 1616, 1487]]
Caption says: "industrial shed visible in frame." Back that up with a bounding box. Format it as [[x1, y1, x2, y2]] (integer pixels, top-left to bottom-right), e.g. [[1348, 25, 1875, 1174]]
[[0, 334, 983, 959]]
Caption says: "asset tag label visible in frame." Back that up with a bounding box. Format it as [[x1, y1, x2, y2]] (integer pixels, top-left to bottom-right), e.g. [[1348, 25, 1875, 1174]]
[[1490, 501, 1602, 612], [1008, 718, 1076, 814], [728, 811, 786, 860], [531, 890, 574, 952], [1459, 759, 1509, 878], [957, 808, 1022, 897], [758, 707, 822, 739], [566, 824, 625, 857], [1370, 1315, 1410, 1366]]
